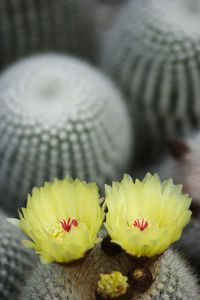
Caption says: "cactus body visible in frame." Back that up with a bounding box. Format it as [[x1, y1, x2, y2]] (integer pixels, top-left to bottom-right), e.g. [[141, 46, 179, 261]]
[[0, 0, 96, 69], [101, 0, 200, 162], [21, 242, 199, 299], [0, 211, 37, 300], [0, 54, 132, 214], [175, 218, 200, 275]]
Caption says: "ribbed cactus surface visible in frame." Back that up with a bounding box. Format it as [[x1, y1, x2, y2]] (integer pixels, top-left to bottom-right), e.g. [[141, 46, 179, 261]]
[[0, 211, 37, 300], [0, 54, 132, 214], [175, 218, 200, 275], [101, 0, 200, 162], [21, 243, 200, 299], [0, 0, 96, 69]]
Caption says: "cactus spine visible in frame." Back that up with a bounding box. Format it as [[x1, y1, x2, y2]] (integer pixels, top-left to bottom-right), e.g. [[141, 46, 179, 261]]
[[0, 0, 96, 70], [0, 54, 132, 214], [101, 0, 200, 161], [21, 242, 200, 299], [175, 218, 200, 275], [0, 211, 37, 300]]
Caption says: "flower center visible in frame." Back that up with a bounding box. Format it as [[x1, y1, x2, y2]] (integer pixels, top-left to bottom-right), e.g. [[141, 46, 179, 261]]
[[50, 217, 79, 239], [133, 218, 150, 231], [61, 218, 79, 232]]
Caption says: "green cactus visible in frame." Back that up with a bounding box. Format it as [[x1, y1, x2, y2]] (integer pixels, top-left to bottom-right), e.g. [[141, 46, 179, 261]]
[[21, 241, 200, 299], [0, 54, 132, 214], [101, 0, 200, 162], [0, 0, 96, 70], [0, 211, 37, 300], [175, 218, 200, 275]]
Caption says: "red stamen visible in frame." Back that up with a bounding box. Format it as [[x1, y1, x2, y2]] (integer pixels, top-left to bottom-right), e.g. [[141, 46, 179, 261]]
[[61, 217, 78, 232], [71, 218, 78, 227], [133, 218, 149, 231]]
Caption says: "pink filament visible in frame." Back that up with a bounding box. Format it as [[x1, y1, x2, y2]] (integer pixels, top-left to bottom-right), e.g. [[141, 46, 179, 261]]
[[61, 218, 78, 232], [133, 218, 149, 231]]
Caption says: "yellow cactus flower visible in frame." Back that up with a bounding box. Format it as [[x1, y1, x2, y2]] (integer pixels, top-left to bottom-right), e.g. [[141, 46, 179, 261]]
[[97, 271, 129, 299], [105, 173, 192, 258], [8, 177, 105, 264]]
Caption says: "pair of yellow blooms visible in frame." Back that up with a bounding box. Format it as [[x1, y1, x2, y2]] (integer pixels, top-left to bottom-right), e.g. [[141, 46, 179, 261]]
[[9, 173, 192, 264]]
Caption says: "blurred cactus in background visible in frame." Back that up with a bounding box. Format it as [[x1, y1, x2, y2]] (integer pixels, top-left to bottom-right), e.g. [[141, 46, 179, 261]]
[[0, 54, 132, 215], [0, 211, 37, 300], [0, 0, 96, 70], [101, 0, 200, 163]]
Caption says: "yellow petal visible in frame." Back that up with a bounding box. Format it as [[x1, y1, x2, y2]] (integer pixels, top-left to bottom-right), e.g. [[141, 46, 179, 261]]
[[10, 177, 104, 264], [105, 173, 192, 257]]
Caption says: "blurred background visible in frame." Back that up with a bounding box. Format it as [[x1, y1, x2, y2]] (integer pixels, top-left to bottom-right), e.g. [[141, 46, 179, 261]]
[[0, 0, 200, 287], [0, 0, 132, 215]]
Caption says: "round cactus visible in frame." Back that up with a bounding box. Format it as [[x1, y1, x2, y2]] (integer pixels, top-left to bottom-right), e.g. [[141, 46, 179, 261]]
[[0, 0, 96, 70], [175, 218, 200, 275], [21, 242, 199, 299], [0, 54, 132, 214], [0, 211, 37, 300], [101, 0, 200, 162]]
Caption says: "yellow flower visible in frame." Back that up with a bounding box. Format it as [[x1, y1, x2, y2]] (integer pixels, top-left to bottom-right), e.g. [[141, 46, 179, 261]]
[[105, 173, 192, 257], [8, 177, 105, 264], [97, 271, 129, 299]]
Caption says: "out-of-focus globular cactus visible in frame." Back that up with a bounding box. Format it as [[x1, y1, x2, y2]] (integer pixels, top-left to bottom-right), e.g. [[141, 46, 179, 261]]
[[0, 0, 96, 69], [101, 0, 200, 163], [175, 218, 200, 275], [0, 54, 132, 214], [21, 243, 200, 300], [0, 211, 37, 300]]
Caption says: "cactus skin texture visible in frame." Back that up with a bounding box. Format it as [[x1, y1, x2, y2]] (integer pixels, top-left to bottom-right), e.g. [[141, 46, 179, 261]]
[[0, 211, 37, 300], [101, 0, 200, 163], [0, 0, 96, 70], [0, 54, 132, 215], [175, 218, 200, 276], [21, 240, 200, 300]]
